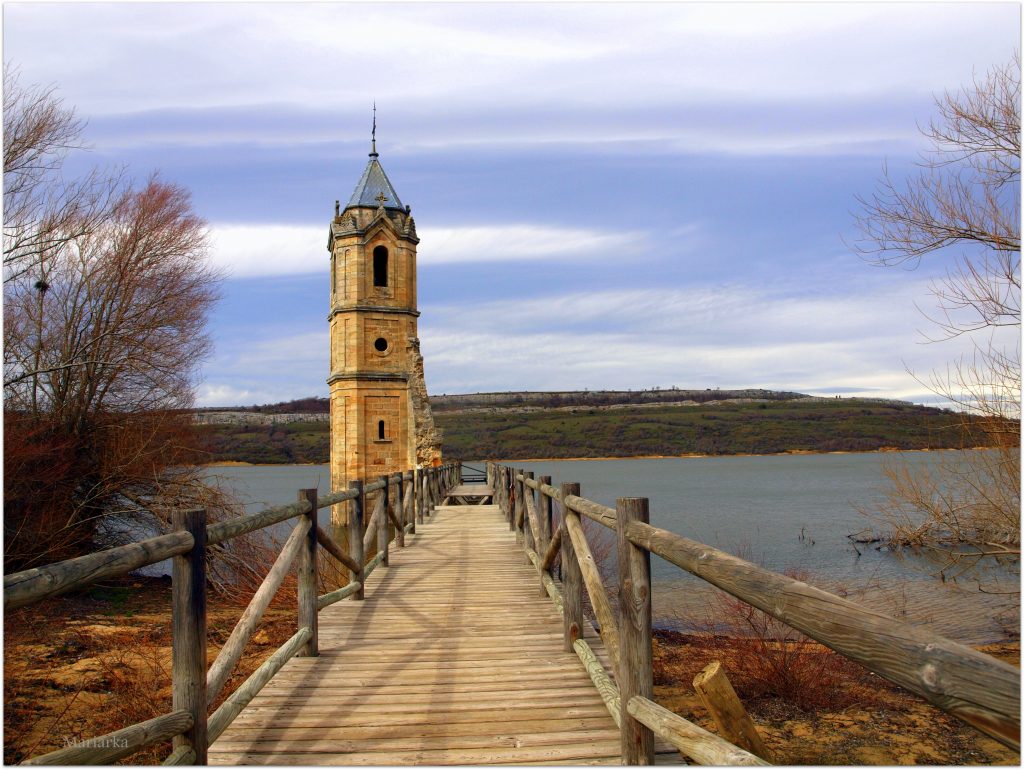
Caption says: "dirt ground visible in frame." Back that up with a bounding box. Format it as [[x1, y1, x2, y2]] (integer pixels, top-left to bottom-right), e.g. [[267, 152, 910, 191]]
[[3, 577, 297, 765], [653, 629, 1020, 766], [3, 580, 1019, 765]]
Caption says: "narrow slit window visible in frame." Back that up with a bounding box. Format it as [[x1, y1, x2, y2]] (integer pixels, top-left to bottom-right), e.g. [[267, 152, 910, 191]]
[[373, 246, 388, 287], [378, 420, 386, 440]]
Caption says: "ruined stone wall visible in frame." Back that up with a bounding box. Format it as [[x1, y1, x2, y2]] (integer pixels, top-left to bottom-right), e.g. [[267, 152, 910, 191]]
[[407, 337, 443, 466]]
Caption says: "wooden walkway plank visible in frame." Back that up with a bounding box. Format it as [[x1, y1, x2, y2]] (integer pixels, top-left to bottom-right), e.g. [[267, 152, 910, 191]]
[[209, 503, 626, 766]]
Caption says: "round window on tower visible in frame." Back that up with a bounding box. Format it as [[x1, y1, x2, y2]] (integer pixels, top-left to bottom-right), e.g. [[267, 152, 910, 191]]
[[374, 337, 388, 353]]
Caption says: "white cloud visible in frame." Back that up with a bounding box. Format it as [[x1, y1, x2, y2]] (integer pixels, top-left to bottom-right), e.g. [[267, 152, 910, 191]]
[[417, 279, 998, 400], [193, 274, 1003, 406], [207, 224, 327, 277], [206, 223, 655, 276], [5, 4, 1016, 117]]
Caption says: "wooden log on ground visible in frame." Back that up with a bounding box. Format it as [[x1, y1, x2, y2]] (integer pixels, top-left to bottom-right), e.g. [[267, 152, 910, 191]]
[[349, 480, 365, 601], [617, 497, 653, 764], [626, 696, 770, 766], [317, 581, 362, 611], [4, 532, 193, 610], [564, 510, 621, 677], [693, 661, 771, 761], [297, 488, 319, 657], [573, 639, 621, 729], [206, 499, 310, 546], [206, 516, 310, 705], [561, 482, 583, 653], [161, 745, 196, 766], [171, 508, 208, 764], [23, 711, 193, 766], [316, 525, 362, 574], [207, 627, 312, 744], [624, 519, 1021, 750]]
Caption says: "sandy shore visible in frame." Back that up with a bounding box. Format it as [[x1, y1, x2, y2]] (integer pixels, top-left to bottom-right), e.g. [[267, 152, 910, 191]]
[[488, 446, 974, 464]]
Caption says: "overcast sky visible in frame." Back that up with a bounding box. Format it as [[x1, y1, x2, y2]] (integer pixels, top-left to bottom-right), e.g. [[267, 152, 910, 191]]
[[4, 2, 1020, 406]]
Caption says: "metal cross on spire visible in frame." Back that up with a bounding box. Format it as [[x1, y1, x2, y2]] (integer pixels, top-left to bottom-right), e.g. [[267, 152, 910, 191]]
[[370, 102, 378, 157]]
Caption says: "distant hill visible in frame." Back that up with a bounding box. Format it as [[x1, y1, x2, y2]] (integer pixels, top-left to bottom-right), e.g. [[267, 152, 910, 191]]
[[193, 390, 976, 464]]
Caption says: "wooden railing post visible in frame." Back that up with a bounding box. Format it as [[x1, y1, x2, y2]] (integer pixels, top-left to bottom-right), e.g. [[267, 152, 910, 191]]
[[560, 482, 583, 653], [512, 469, 521, 535], [172, 508, 208, 765], [297, 489, 319, 657], [617, 496, 654, 764], [350, 480, 365, 600], [378, 475, 390, 567], [415, 468, 424, 525], [539, 475, 553, 596], [429, 467, 436, 517], [395, 473, 406, 546], [523, 471, 536, 553]]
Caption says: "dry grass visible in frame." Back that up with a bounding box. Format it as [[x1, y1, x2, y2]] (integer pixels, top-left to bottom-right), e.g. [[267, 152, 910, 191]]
[[3, 576, 297, 765], [653, 629, 1020, 765]]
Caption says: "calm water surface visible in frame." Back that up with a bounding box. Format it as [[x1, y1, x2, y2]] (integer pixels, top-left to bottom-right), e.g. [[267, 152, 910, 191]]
[[204, 452, 1018, 644]]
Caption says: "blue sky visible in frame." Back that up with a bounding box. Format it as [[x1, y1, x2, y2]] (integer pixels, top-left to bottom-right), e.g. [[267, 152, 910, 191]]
[[4, 2, 1019, 406]]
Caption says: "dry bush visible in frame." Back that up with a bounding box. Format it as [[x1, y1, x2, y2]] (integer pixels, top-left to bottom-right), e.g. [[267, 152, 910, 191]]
[[705, 590, 874, 711], [656, 570, 877, 713]]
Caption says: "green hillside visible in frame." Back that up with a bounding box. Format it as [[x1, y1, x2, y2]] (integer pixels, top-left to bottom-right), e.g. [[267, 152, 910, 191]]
[[197, 397, 974, 464]]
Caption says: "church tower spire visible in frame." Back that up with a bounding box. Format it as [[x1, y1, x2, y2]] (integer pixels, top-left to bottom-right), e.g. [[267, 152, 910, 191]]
[[326, 135, 440, 549]]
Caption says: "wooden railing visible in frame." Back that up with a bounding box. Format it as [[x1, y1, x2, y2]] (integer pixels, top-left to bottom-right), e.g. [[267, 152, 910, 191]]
[[487, 462, 1021, 765], [3, 461, 461, 765]]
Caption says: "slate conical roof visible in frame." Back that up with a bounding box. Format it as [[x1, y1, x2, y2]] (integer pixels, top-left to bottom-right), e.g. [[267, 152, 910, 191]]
[[346, 151, 405, 211]]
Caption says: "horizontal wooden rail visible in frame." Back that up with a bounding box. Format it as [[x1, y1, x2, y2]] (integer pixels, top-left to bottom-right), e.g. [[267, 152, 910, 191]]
[[627, 696, 769, 766], [566, 495, 616, 528], [317, 580, 362, 610], [314, 487, 359, 509], [206, 499, 310, 546], [5, 532, 194, 610], [23, 710, 193, 766], [207, 627, 311, 744], [624, 519, 1021, 749]]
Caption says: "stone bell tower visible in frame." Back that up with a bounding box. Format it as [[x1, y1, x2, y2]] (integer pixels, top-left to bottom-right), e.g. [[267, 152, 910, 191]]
[[327, 127, 440, 532]]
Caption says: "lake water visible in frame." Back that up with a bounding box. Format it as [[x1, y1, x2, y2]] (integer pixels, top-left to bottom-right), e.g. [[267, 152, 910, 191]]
[[203, 452, 1018, 644]]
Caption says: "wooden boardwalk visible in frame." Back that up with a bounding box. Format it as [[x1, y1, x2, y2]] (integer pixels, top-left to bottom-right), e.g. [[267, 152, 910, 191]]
[[209, 498, 626, 765]]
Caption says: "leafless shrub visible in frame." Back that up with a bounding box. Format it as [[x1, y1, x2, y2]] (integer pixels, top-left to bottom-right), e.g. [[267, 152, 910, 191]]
[[854, 52, 1021, 584]]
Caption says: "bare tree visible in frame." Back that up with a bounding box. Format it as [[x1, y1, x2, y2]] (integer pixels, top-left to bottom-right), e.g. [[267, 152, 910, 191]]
[[2, 69, 274, 593], [854, 53, 1020, 585], [3, 66, 119, 286]]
